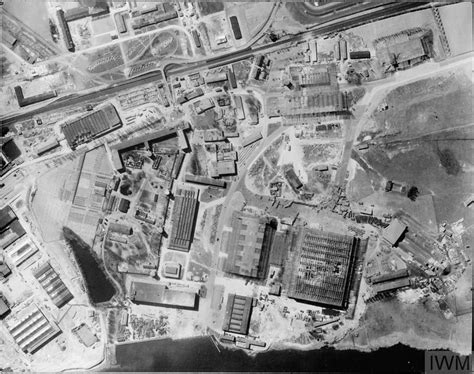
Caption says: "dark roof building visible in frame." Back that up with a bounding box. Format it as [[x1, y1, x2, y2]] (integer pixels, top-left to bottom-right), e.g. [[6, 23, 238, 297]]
[[118, 198, 131, 214], [6, 305, 61, 354], [184, 174, 226, 188], [169, 188, 199, 252], [129, 281, 198, 310], [286, 228, 358, 309], [61, 104, 122, 149], [0, 295, 10, 319], [350, 51, 371, 59], [223, 211, 273, 279], [229, 16, 242, 40], [284, 168, 303, 190], [0, 206, 16, 231], [33, 262, 74, 308], [373, 278, 411, 294], [0, 261, 11, 280], [222, 294, 253, 335], [1, 138, 21, 163], [0, 219, 26, 249]]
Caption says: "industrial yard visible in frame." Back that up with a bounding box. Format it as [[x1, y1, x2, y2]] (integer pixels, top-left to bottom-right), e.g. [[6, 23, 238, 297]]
[[0, 1, 472, 372]]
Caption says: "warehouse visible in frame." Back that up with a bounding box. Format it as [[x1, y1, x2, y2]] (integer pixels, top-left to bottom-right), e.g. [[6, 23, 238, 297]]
[[5, 240, 38, 266], [129, 281, 199, 310], [33, 262, 74, 308], [36, 138, 60, 156], [234, 95, 245, 120], [56, 9, 75, 51], [0, 206, 16, 231], [373, 278, 411, 294], [383, 219, 407, 246], [72, 323, 98, 347], [223, 211, 273, 279], [168, 188, 199, 252], [61, 104, 122, 149], [370, 269, 409, 284], [118, 198, 131, 214], [184, 174, 226, 188], [0, 219, 26, 249], [115, 13, 127, 34], [286, 228, 358, 309], [6, 305, 61, 354], [227, 69, 237, 89], [222, 294, 253, 335], [14, 86, 57, 108]]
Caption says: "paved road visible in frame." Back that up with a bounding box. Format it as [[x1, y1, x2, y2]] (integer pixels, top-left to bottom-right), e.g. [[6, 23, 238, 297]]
[[0, 1, 428, 128]]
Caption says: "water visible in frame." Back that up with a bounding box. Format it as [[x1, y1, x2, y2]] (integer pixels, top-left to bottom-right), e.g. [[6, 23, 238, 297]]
[[110, 336, 426, 373], [63, 227, 115, 304]]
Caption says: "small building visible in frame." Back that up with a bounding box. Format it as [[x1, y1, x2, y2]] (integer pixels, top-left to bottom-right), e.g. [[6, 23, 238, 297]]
[[284, 168, 302, 190], [383, 219, 407, 246], [195, 98, 215, 114], [339, 39, 348, 60], [350, 51, 371, 59], [118, 198, 131, 213], [109, 223, 132, 235], [269, 284, 281, 296], [373, 278, 411, 294], [371, 269, 409, 284], [115, 13, 127, 34], [36, 138, 60, 156], [0, 260, 11, 280], [72, 323, 98, 347], [6, 241, 38, 266], [163, 262, 182, 279], [192, 30, 201, 48], [217, 160, 236, 176], [0, 295, 10, 319], [234, 95, 245, 120], [316, 165, 328, 172], [242, 132, 262, 148], [229, 16, 242, 40], [205, 72, 228, 84], [227, 69, 237, 89], [222, 294, 253, 335], [184, 174, 226, 188]]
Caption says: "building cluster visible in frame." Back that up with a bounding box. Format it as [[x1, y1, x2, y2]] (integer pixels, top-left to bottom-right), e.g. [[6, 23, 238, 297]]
[[374, 28, 432, 70], [130, 3, 178, 30]]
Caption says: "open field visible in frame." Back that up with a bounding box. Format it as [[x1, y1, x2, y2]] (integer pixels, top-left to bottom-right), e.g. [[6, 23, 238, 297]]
[[355, 129, 474, 225], [359, 64, 472, 141]]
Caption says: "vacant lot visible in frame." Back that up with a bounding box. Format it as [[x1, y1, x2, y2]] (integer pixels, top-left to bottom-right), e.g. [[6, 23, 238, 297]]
[[198, 2, 224, 16], [360, 66, 472, 141], [359, 131, 473, 225]]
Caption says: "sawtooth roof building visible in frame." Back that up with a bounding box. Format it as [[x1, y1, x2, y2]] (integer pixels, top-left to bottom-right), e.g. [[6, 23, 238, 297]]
[[168, 188, 199, 252], [5, 305, 61, 354], [286, 228, 358, 309], [33, 262, 74, 309], [61, 104, 122, 149], [222, 294, 253, 335]]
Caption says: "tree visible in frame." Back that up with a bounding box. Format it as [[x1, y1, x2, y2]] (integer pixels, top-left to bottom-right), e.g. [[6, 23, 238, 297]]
[[407, 186, 419, 201]]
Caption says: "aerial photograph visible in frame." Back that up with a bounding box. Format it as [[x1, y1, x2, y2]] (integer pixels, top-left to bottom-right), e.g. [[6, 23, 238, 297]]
[[0, 0, 472, 372]]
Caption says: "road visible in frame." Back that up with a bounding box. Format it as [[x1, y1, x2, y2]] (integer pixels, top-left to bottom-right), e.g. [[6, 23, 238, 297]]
[[0, 1, 429, 128]]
